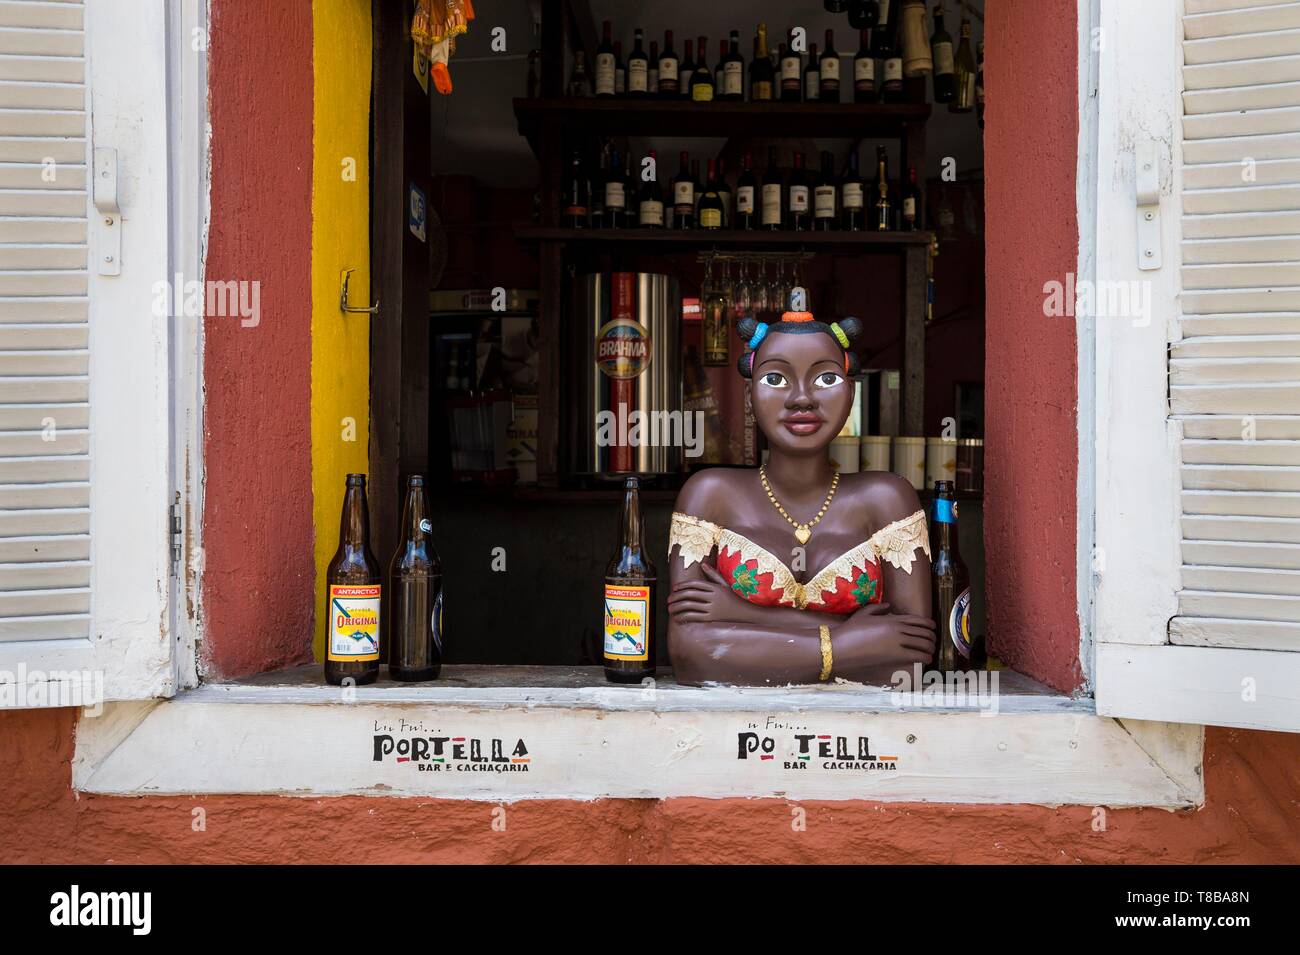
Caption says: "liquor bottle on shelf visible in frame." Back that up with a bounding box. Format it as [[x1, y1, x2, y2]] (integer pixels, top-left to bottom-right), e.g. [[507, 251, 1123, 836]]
[[871, 0, 896, 55], [761, 146, 783, 231], [820, 29, 841, 103], [900, 0, 932, 77], [649, 40, 659, 94], [690, 158, 702, 219], [853, 29, 876, 102], [716, 157, 732, 227], [952, 17, 976, 113], [779, 40, 801, 102], [604, 148, 628, 228], [976, 40, 985, 128], [735, 151, 758, 230], [680, 38, 696, 100], [930, 480, 976, 672], [603, 476, 657, 684], [324, 474, 381, 687], [563, 150, 589, 227], [804, 42, 821, 102], [595, 20, 617, 97], [627, 29, 649, 96], [902, 165, 921, 230], [659, 30, 679, 97], [814, 151, 838, 231], [873, 145, 892, 231], [568, 49, 591, 97], [850, 0, 881, 29], [614, 41, 626, 95], [591, 142, 608, 227], [691, 37, 714, 101], [787, 151, 811, 231], [699, 159, 724, 230], [673, 151, 695, 229], [638, 149, 665, 228], [880, 22, 904, 103], [721, 30, 745, 101], [388, 475, 443, 683], [751, 25, 774, 101], [930, 4, 955, 104], [841, 148, 865, 230]]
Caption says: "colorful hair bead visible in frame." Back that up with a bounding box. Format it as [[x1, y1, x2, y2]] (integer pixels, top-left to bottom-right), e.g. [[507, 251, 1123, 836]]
[[830, 322, 851, 349], [781, 310, 815, 323], [747, 322, 769, 350]]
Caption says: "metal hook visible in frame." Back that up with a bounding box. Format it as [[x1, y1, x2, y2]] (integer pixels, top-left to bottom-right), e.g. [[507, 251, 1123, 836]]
[[339, 269, 379, 314]]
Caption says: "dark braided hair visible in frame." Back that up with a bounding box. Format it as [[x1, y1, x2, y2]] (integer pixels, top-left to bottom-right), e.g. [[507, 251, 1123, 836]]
[[736, 309, 864, 379]]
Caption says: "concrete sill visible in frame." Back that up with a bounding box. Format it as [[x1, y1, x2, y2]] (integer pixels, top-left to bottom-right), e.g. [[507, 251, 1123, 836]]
[[73, 665, 1204, 807]]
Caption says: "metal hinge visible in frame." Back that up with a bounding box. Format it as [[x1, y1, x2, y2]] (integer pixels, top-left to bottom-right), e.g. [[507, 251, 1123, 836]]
[[170, 499, 182, 574]]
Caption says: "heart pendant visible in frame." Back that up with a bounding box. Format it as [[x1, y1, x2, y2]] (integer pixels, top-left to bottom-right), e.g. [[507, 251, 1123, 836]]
[[795, 525, 811, 545]]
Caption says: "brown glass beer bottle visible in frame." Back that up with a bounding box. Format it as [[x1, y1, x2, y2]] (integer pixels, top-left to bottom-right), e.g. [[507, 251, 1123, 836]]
[[603, 476, 657, 683], [324, 473, 382, 686], [930, 480, 975, 671], [388, 475, 443, 682]]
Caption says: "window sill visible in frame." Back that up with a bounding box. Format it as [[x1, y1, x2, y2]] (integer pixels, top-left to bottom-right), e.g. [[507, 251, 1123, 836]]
[[73, 665, 1204, 807]]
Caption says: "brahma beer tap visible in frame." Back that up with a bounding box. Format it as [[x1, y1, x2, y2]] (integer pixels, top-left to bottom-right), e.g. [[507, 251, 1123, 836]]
[[325, 473, 382, 686]]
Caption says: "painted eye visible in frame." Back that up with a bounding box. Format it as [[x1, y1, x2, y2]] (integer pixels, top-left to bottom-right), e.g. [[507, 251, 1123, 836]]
[[760, 372, 788, 388], [815, 372, 844, 389]]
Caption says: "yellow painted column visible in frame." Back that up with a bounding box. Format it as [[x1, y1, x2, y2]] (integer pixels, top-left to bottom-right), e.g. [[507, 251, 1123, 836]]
[[311, 0, 372, 659]]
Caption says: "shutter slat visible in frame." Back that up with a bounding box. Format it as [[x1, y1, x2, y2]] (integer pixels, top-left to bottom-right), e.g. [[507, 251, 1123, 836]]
[[1170, 615, 1300, 650], [1187, 0, 1300, 16], [0, 456, 87, 482], [1181, 414, 1300, 439], [1184, 28, 1300, 66], [0, 163, 86, 189], [0, 559, 87, 590], [1184, 564, 1300, 594], [0, 482, 86, 508], [1184, 105, 1300, 140], [1181, 463, 1300, 490], [1184, 2, 1300, 39], [0, 533, 87, 561], [1183, 489, 1300, 516], [1172, 335, 1300, 358], [1185, 513, 1300, 541], [0, 136, 84, 163], [0, 430, 86, 456], [1184, 131, 1300, 163], [1182, 311, 1300, 334], [1183, 160, 1300, 190], [0, 507, 86, 537], [1181, 233, 1300, 262], [1182, 439, 1300, 465], [0, 3, 82, 31], [1179, 589, 1300, 621], [0, 612, 86, 640], [0, 296, 86, 322], [1182, 182, 1300, 213], [1184, 541, 1300, 569], [1181, 261, 1300, 287], [1182, 208, 1300, 238], [0, 55, 83, 84], [1183, 287, 1300, 312], [0, 402, 84, 428], [0, 29, 82, 57], [0, 246, 87, 269], [1171, 356, 1300, 380], [1173, 384, 1300, 414]]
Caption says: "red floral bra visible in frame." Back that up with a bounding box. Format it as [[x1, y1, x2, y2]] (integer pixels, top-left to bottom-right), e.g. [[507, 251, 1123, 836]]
[[670, 509, 931, 615]]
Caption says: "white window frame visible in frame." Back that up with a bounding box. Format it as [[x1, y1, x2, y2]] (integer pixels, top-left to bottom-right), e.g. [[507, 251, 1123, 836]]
[[1089, 0, 1300, 732]]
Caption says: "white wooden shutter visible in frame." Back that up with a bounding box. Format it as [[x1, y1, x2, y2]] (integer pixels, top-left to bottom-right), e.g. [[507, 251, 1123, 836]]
[[1094, 0, 1300, 732], [0, 0, 176, 706]]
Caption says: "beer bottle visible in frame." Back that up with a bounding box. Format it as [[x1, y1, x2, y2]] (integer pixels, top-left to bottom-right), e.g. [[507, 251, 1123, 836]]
[[388, 475, 444, 682], [930, 480, 975, 671], [325, 473, 382, 686], [603, 476, 657, 683]]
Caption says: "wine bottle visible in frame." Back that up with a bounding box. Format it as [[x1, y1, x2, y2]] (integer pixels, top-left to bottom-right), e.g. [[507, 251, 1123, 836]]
[[563, 150, 589, 228], [930, 5, 955, 104], [691, 36, 714, 102], [627, 28, 649, 97], [779, 40, 801, 102], [871, 0, 895, 55], [787, 152, 811, 231], [614, 41, 625, 95], [568, 50, 591, 98], [902, 165, 921, 230], [804, 42, 821, 103], [814, 151, 838, 231], [853, 29, 876, 103], [605, 148, 627, 228], [690, 158, 702, 219], [659, 30, 679, 97], [649, 40, 659, 94], [721, 30, 745, 101], [761, 146, 783, 231], [735, 151, 757, 230], [698, 158, 724, 230], [874, 145, 891, 231], [716, 158, 732, 227], [591, 142, 608, 227], [880, 16, 904, 103], [841, 148, 865, 230], [751, 24, 774, 101], [595, 20, 616, 97], [680, 38, 696, 100], [638, 149, 665, 228], [850, 0, 881, 30], [820, 29, 841, 103], [672, 151, 694, 229], [951, 18, 976, 113]]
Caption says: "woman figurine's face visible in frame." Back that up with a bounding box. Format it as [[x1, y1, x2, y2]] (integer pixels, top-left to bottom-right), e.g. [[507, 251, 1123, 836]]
[[749, 331, 854, 457]]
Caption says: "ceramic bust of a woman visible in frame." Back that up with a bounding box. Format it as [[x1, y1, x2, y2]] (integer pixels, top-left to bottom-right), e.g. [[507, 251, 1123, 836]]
[[667, 306, 937, 686]]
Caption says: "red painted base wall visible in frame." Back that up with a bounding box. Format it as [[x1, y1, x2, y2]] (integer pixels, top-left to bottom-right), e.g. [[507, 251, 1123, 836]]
[[1, 708, 1296, 863]]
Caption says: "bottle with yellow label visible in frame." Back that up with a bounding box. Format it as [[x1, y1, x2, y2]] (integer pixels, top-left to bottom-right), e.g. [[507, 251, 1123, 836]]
[[604, 476, 657, 683], [325, 473, 382, 686]]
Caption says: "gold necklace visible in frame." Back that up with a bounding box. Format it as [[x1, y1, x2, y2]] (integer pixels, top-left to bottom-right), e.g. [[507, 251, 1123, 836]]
[[759, 465, 840, 545]]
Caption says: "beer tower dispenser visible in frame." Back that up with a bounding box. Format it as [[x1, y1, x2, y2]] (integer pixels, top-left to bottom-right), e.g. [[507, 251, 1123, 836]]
[[574, 271, 683, 477]]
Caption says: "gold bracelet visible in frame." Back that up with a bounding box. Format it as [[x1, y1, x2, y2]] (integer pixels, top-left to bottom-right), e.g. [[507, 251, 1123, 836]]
[[818, 625, 833, 682]]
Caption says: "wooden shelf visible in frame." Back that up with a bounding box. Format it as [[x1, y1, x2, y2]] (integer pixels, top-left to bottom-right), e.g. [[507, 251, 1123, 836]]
[[513, 97, 931, 153], [516, 226, 934, 253]]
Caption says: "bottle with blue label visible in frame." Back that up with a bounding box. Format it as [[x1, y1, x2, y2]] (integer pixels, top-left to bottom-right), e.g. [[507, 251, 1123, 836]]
[[930, 480, 975, 671]]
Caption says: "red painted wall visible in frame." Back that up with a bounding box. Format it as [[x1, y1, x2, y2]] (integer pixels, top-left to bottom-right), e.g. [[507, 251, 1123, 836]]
[[983, 0, 1083, 691], [200, 0, 316, 679], [1, 708, 1296, 863]]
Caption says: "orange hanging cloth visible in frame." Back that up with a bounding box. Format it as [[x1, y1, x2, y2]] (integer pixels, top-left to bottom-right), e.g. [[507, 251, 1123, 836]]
[[412, 0, 476, 95]]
